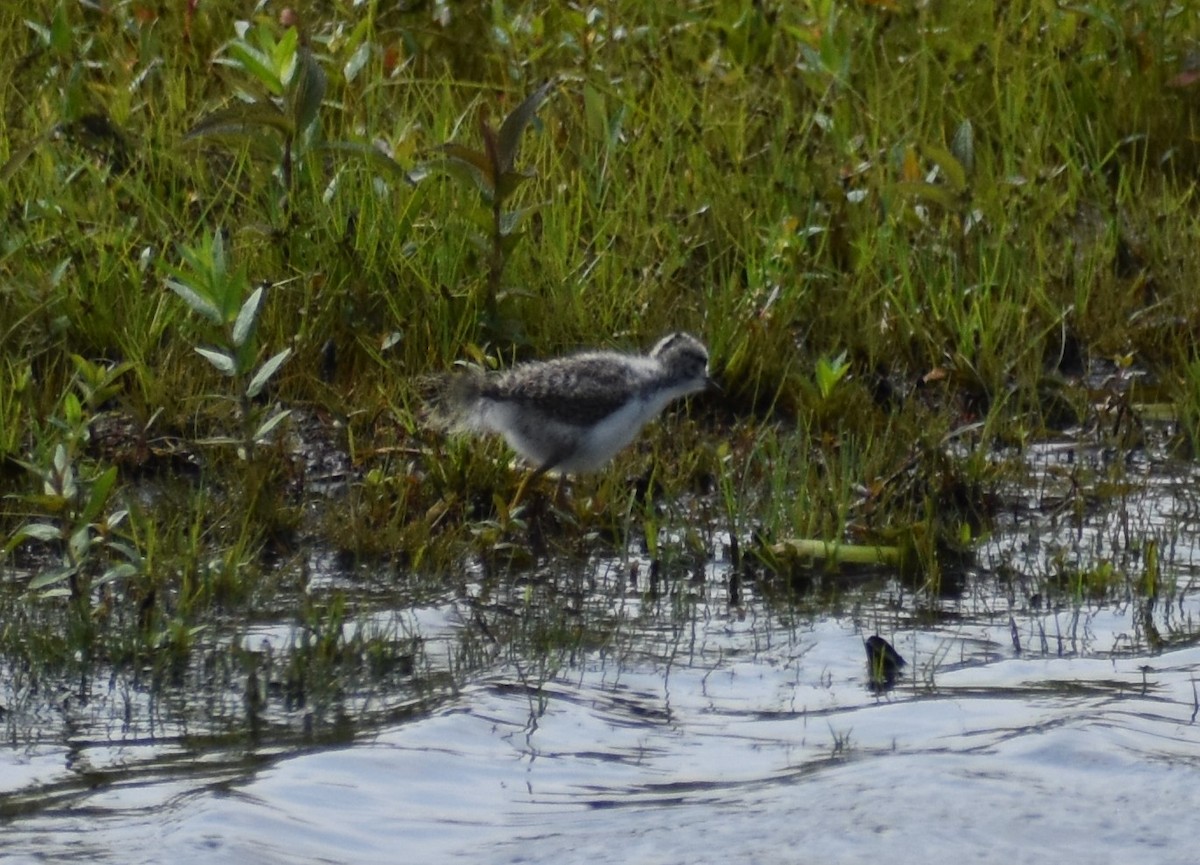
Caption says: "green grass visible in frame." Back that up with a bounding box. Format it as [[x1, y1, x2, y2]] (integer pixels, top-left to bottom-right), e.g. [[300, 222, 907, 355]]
[[2, 0, 1200, 733]]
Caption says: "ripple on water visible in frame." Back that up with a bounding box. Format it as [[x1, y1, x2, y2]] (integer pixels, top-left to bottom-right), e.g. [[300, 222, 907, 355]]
[[141, 643, 1200, 865], [7, 632, 1196, 865]]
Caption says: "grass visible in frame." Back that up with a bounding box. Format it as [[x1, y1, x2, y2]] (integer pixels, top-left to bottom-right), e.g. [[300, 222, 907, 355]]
[[2, 0, 1200, 738]]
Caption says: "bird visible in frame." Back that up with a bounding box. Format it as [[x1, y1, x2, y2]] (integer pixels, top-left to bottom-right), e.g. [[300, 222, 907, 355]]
[[865, 635, 906, 691], [434, 333, 714, 505]]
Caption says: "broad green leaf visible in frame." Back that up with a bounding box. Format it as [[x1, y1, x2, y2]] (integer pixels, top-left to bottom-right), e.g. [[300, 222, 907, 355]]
[[210, 229, 227, 279], [106, 539, 141, 562], [28, 565, 76, 591], [173, 240, 209, 278], [55, 463, 77, 498], [344, 39, 371, 84], [70, 353, 98, 382], [232, 286, 264, 348], [68, 524, 92, 561], [81, 465, 118, 524], [440, 143, 495, 192], [816, 351, 850, 399], [18, 522, 62, 543], [52, 443, 69, 477], [62, 392, 83, 428], [185, 101, 292, 140], [496, 79, 555, 174], [50, 2, 71, 55], [216, 266, 253, 322], [951, 120, 974, 177], [276, 26, 300, 83], [290, 47, 327, 135], [226, 40, 284, 95], [583, 82, 607, 142], [105, 509, 130, 531], [495, 168, 535, 203], [24, 20, 51, 46], [104, 361, 135, 384], [167, 278, 223, 324], [72, 355, 134, 408], [195, 346, 238, 376], [247, 347, 292, 399], [97, 563, 139, 586], [253, 408, 291, 443], [440, 161, 491, 200]]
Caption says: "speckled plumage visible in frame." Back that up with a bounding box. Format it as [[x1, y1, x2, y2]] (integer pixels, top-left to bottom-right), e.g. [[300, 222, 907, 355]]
[[439, 333, 712, 475]]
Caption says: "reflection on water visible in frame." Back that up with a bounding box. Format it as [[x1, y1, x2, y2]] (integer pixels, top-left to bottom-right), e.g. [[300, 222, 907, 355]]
[[4, 437, 1200, 863], [5, 624, 1200, 864]]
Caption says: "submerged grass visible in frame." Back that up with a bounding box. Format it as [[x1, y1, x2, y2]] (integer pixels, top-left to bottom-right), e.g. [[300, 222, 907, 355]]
[[2, 0, 1200, 737]]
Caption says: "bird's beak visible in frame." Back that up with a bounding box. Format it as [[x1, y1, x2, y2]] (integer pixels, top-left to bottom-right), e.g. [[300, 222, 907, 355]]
[[705, 375, 722, 394]]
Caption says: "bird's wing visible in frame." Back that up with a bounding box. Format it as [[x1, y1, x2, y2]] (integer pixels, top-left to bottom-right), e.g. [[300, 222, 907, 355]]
[[489, 355, 653, 426]]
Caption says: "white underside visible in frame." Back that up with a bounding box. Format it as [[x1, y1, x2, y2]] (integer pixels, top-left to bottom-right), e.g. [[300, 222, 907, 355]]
[[470, 381, 698, 473]]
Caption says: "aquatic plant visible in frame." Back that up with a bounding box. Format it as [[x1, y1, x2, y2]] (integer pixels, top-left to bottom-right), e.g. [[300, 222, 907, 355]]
[[3, 361, 143, 626], [433, 78, 556, 326], [164, 229, 292, 462]]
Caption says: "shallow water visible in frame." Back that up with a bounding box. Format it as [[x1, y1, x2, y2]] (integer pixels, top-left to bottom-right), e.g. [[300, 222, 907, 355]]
[[5, 613, 1200, 864], [4, 437, 1200, 863]]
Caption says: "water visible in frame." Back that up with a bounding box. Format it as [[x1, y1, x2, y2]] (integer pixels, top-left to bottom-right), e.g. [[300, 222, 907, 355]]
[[4, 437, 1200, 863], [5, 621, 1199, 863]]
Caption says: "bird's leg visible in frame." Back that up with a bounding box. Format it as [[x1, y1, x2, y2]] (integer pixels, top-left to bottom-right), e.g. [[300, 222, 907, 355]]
[[507, 451, 563, 514], [506, 465, 545, 514]]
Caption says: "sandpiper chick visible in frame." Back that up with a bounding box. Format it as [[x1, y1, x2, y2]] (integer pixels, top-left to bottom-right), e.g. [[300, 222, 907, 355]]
[[437, 333, 713, 488]]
